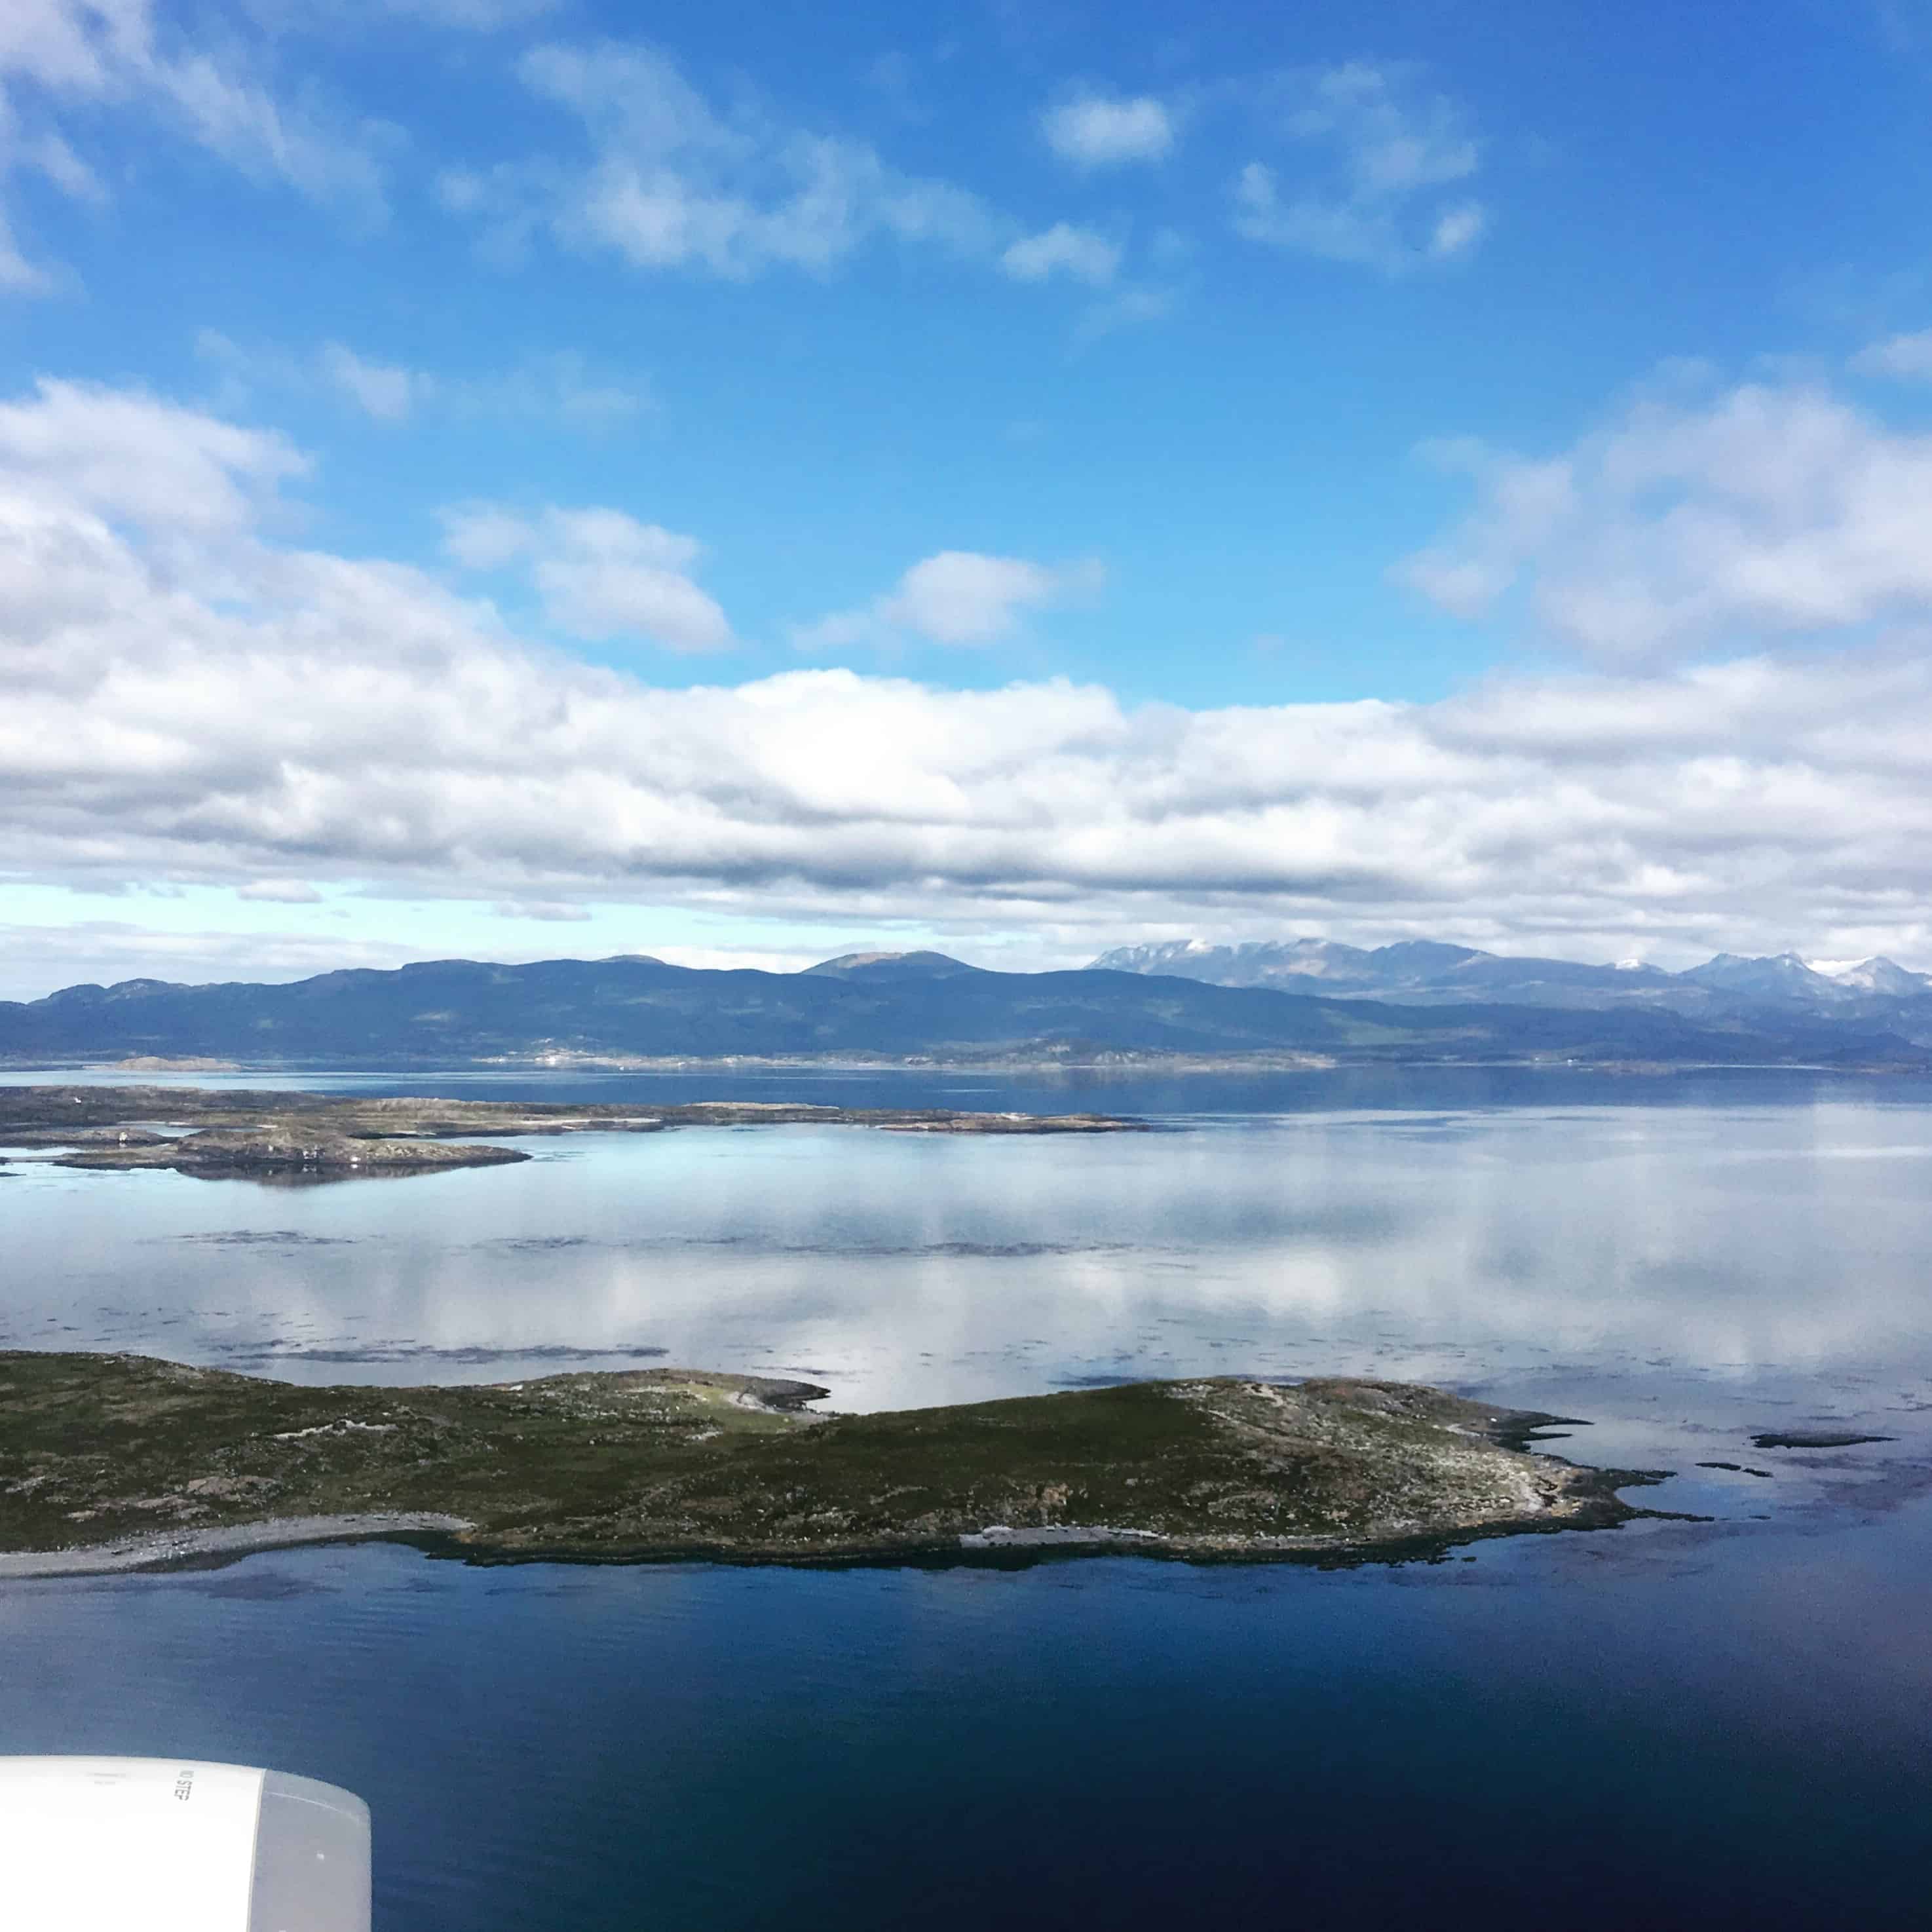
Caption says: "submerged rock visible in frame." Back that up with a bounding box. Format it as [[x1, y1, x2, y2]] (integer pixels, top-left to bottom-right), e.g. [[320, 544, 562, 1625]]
[[1748, 1429, 1895, 1450]]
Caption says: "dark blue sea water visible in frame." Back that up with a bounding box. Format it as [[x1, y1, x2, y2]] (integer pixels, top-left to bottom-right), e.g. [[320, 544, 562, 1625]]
[[4, 1067, 1931, 1927], [5, 1507, 1929, 1930]]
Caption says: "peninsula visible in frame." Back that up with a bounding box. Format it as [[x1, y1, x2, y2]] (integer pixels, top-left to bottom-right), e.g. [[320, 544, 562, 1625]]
[[0, 1352, 1658, 1574], [0, 1086, 1145, 1180]]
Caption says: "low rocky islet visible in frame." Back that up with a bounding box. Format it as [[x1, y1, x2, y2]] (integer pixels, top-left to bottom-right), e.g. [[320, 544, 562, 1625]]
[[0, 1352, 1660, 1574], [0, 1085, 1147, 1180]]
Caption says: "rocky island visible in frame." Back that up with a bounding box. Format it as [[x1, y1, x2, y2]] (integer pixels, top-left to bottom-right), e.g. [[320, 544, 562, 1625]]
[[0, 1086, 1145, 1180], [0, 1352, 1659, 1574]]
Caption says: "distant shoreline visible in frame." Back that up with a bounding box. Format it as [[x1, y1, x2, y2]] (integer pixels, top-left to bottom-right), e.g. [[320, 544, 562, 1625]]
[[1, 1053, 1923, 1077], [8, 951, 1924, 1076]]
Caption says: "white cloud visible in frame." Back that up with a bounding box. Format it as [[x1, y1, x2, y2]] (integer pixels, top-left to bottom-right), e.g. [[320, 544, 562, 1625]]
[[380, 0, 559, 26], [882, 552, 1101, 643], [0, 0, 392, 291], [436, 39, 1171, 312], [0, 212, 58, 295], [200, 332, 649, 430], [0, 131, 97, 294], [0, 375, 306, 535], [1851, 329, 1932, 381], [1234, 62, 1487, 275], [496, 352, 649, 429], [238, 878, 324, 903], [442, 502, 732, 651], [494, 898, 591, 921], [18, 126, 100, 200], [11, 381, 1932, 971], [444, 38, 1002, 280], [1000, 221, 1119, 285], [438, 502, 533, 570], [798, 550, 1105, 649], [1041, 92, 1175, 168], [152, 51, 388, 216], [1399, 376, 1932, 660], [0, 919, 430, 998], [1428, 200, 1487, 259], [0, 2, 140, 92], [1072, 284, 1180, 345], [320, 341, 417, 420]]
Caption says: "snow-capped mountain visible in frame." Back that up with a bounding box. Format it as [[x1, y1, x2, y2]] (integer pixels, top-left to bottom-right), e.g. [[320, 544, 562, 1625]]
[[1820, 957, 1932, 998], [1089, 938, 1932, 1021]]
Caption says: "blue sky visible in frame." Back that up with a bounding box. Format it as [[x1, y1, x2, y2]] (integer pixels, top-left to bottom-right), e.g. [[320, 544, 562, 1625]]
[[6, 1, 1932, 994]]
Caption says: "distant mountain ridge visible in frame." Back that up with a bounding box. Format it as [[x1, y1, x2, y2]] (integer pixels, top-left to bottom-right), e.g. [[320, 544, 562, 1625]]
[[1088, 938, 1932, 1023], [801, 951, 981, 981], [0, 949, 1924, 1070]]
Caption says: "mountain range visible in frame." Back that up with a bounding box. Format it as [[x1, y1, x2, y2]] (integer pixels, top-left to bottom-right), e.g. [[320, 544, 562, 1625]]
[[1, 945, 1926, 1070], [1089, 939, 1932, 1021]]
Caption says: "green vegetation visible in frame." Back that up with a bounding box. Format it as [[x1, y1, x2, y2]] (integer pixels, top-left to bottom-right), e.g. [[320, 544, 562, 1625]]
[[0, 1352, 1657, 1569]]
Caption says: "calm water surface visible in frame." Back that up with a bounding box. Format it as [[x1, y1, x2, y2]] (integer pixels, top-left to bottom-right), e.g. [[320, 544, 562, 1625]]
[[3, 1068, 1930, 1927]]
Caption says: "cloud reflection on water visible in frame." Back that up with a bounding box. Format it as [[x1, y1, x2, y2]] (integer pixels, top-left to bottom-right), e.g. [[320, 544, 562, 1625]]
[[7, 1105, 1932, 1439]]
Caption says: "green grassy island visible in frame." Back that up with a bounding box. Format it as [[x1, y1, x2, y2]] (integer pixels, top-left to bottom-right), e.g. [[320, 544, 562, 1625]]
[[0, 1352, 1661, 1574]]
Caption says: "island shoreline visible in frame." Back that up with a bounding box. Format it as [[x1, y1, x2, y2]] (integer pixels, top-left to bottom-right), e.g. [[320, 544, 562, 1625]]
[[0, 1479, 1667, 1581]]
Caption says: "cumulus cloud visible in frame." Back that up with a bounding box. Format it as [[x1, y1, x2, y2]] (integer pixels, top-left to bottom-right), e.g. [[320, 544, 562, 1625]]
[[0, 375, 306, 535], [1000, 221, 1120, 286], [1399, 377, 1932, 660], [1233, 62, 1486, 274], [1041, 92, 1176, 167], [797, 551, 1105, 649], [9, 381, 1932, 971], [442, 501, 732, 651], [443, 38, 1003, 280], [881, 552, 1102, 643], [0, 0, 392, 290]]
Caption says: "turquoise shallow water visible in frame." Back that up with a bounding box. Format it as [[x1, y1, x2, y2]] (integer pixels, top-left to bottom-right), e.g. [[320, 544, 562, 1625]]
[[3, 1068, 1931, 1927]]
